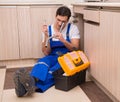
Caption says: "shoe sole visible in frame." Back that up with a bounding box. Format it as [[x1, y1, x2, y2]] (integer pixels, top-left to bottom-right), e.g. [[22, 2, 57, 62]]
[[13, 70, 27, 97], [13, 68, 35, 96]]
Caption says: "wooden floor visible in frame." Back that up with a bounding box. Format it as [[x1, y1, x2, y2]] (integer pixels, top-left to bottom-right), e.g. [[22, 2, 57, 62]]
[[4, 68, 113, 102], [80, 81, 113, 102]]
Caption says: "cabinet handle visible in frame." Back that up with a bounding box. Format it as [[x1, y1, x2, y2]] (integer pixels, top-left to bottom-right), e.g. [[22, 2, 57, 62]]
[[84, 7, 101, 11], [84, 20, 99, 26], [0, 6, 16, 8], [0, 65, 6, 68]]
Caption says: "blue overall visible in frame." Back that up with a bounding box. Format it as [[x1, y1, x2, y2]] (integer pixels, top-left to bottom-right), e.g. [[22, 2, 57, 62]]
[[30, 23, 71, 92]]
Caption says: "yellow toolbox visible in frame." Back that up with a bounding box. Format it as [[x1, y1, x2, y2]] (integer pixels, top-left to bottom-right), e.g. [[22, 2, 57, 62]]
[[58, 50, 90, 76]]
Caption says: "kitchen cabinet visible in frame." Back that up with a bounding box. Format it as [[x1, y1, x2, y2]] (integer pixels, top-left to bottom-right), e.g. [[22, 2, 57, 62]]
[[0, 6, 19, 60], [0, 4, 61, 68], [73, 4, 120, 101], [0, 5, 59, 61], [98, 11, 120, 100], [84, 10, 120, 101], [83, 9, 101, 80], [0, 6, 34, 60]]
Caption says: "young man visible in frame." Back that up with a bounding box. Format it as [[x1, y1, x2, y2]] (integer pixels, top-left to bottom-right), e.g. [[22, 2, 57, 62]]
[[13, 6, 80, 97]]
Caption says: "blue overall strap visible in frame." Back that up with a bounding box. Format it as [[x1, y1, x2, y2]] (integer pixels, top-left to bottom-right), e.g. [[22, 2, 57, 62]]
[[48, 25, 53, 46], [48, 25, 52, 37], [66, 23, 71, 42]]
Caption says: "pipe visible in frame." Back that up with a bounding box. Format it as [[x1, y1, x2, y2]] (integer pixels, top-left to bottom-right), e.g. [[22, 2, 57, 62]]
[[45, 22, 65, 47]]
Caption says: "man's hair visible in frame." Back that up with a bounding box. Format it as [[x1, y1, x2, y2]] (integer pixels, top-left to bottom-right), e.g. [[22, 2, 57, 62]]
[[56, 6, 71, 20]]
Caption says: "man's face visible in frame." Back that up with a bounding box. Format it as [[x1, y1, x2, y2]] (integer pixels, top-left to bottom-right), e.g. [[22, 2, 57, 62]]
[[55, 15, 68, 30]]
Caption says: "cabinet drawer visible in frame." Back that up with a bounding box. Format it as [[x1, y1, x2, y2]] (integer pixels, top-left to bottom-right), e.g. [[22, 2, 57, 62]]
[[73, 6, 84, 14], [84, 9, 100, 23]]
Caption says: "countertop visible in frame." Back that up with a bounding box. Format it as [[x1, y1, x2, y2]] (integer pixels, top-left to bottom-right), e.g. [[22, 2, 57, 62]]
[[0, 1, 62, 6], [72, 2, 120, 7]]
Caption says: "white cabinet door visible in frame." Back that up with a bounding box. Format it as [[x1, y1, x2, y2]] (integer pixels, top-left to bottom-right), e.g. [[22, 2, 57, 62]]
[[30, 6, 58, 58], [84, 22, 100, 78], [0, 6, 19, 60], [85, 10, 120, 101], [17, 6, 33, 59], [0, 5, 60, 60], [99, 11, 120, 101]]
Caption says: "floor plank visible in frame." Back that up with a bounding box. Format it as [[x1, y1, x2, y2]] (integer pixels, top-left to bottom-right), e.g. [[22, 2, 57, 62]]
[[80, 81, 113, 102]]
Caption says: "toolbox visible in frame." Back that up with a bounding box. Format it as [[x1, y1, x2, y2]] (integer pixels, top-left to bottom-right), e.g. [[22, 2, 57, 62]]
[[58, 50, 90, 76], [53, 68, 86, 91], [53, 50, 90, 91]]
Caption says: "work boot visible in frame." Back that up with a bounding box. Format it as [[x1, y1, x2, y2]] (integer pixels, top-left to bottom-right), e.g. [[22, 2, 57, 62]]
[[13, 68, 35, 97], [14, 71, 27, 97]]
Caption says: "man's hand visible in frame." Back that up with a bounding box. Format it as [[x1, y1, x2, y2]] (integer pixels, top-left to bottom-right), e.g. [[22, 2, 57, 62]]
[[54, 32, 66, 42], [42, 25, 48, 38]]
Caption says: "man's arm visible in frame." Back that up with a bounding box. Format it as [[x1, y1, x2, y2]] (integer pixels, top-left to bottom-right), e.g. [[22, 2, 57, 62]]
[[42, 35, 51, 55], [62, 38, 80, 51], [41, 25, 51, 55]]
